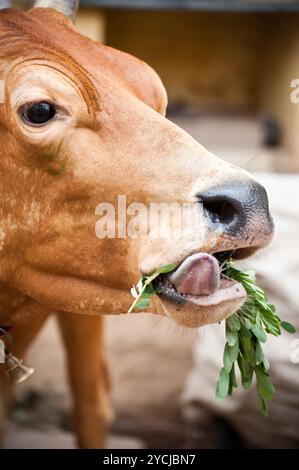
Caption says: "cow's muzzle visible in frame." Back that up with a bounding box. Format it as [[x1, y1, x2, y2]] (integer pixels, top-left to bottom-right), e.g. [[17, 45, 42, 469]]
[[197, 180, 274, 255]]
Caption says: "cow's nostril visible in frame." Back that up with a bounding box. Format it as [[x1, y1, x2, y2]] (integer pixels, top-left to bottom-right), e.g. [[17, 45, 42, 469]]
[[197, 181, 274, 247], [202, 199, 237, 226]]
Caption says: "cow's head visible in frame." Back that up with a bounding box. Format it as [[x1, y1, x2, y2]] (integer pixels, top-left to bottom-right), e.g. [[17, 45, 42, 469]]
[[0, 1, 273, 328]]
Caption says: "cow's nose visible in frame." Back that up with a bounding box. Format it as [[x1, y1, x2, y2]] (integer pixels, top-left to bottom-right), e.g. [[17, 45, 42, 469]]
[[198, 181, 274, 242]]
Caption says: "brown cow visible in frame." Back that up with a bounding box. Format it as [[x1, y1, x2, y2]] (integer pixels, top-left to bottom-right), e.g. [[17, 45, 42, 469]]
[[0, 0, 273, 448]]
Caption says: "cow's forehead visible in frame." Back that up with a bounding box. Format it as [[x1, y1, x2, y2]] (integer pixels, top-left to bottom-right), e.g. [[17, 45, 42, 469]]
[[0, 8, 167, 114]]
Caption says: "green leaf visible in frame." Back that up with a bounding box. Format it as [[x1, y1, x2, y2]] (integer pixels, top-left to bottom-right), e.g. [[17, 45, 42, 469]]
[[136, 278, 144, 293], [242, 366, 254, 389], [263, 356, 270, 371], [255, 365, 275, 400], [255, 340, 265, 365], [239, 330, 255, 367], [216, 367, 230, 399], [239, 325, 252, 338], [227, 314, 241, 332], [155, 263, 176, 274], [237, 354, 254, 389], [140, 293, 152, 299], [228, 376, 233, 396], [226, 324, 238, 346], [230, 363, 237, 388], [242, 317, 252, 329], [258, 306, 281, 336], [242, 377, 253, 390], [281, 321, 296, 334], [135, 298, 151, 309], [258, 394, 269, 417], [228, 338, 239, 363], [242, 301, 257, 324], [251, 322, 267, 343], [223, 344, 233, 373], [143, 283, 155, 295], [130, 286, 138, 298]]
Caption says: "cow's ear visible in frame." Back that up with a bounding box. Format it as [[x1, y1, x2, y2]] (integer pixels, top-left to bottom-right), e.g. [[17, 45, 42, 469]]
[[137, 61, 168, 116], [102, 45, 168, 116], [132, 61, 168, 116]]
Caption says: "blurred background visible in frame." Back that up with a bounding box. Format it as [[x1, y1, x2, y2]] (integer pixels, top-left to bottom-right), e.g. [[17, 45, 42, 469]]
[[3, 0, 299, 449]]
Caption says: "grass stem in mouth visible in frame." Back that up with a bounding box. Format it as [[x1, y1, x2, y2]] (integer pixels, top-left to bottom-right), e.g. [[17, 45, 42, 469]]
[[128, 264, 176, 313]]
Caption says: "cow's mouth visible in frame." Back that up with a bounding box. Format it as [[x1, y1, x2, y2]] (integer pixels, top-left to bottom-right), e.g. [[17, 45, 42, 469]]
[[154, 252, 246, 307]]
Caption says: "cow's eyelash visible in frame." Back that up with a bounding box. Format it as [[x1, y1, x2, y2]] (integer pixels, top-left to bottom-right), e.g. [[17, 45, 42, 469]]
[[20, 100, 56, 112], [19, 99, 71, 115]]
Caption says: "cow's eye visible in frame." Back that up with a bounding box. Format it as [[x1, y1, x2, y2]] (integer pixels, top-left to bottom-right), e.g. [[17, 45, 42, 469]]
[[20, 102, 56, 126]]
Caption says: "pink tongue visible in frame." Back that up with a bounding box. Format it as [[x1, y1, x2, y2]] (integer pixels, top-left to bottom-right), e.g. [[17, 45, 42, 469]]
[[168, 253, 220, 296]]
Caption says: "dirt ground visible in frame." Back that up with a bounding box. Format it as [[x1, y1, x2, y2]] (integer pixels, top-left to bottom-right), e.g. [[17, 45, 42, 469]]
[[3, 114, 286, 449]]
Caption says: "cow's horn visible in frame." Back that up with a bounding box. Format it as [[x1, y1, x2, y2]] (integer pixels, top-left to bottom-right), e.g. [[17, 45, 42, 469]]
[[34, 0, 79, 22], [0, 0, 12, 9]]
